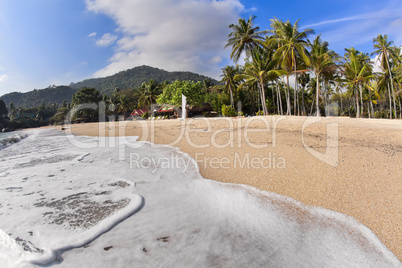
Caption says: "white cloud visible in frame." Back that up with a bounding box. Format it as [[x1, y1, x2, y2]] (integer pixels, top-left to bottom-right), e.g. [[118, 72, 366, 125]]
[[0, 74, 8, 82], [85, 0, 244, 79], [96, 33, 118, 47], [88, 32, 97, 37], [302, 2, 402, 54]]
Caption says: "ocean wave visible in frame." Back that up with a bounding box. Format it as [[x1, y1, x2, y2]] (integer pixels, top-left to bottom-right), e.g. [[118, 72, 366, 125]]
[[0, 129, 399, 267], [0, 132, 29, 150]]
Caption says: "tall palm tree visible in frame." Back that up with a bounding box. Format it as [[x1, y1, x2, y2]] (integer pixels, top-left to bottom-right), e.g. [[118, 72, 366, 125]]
[[221, 65, 240, 108], [225, 16, 267, 63], [371, 34, 397, 118], [268, 18, 314, 115], [333, 75, 346, 116], [308, 35, 339, 116], [235, 49, 286, 115], [343, 48, 373, 118]]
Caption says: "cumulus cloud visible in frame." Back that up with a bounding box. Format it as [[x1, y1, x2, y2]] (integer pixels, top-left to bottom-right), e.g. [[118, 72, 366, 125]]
[[88, 32, 97, 37], [96, 33, 118, 47], [85, 0, 244, 78]]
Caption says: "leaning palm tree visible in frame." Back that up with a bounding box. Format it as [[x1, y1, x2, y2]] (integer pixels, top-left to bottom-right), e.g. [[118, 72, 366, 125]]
[[235, 49, 286, 115], [267, 18, 313, 115], [309, 35, 339, 116], [225, 15, 267, 63], [371, 34, 397, 118]]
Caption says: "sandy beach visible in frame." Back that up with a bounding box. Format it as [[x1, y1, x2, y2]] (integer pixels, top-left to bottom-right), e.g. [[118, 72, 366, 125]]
[[62, 116, 401, 260]]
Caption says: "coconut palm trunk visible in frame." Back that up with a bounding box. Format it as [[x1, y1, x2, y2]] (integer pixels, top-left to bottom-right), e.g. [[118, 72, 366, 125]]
[[316, 74, 321, 116], [387, 83, 393, 118], [259, 81, 269, 115], [229, 85, 234, 108], [369, 92, 374, 118], [385, 53, 397, 118], [286, 75, 291, 115], [355, 88, 360, 118], [359, 85, 364, 117]]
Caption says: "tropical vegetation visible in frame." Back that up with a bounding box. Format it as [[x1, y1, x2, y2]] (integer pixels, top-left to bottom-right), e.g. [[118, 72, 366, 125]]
[[222, 17, 401, 119], [2, 17, 402, 128]]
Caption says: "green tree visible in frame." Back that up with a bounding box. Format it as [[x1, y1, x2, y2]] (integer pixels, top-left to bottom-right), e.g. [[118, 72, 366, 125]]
[[236, 49, 286, 115], [71, 87, 102, 122], [268, 18, 314, 115], [225, 15, 267, 63], [0, 99, 8, 118], [343, 48, 373, 118], [308, 35, 339, 116], [220, 65, 240, 108], [118, 94, 131, 120], [137, 80, 161, 110], [371, 34, 397, 118], [157, 81, 205, 107]]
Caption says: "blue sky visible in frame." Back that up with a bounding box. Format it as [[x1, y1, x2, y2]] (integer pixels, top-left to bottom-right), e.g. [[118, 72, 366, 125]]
[[0, 0, 401, 96]]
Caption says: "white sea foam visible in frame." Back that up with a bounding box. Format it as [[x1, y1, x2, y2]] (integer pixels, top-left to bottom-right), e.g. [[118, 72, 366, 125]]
[[0, 131, 29, 150], [0, 129, 400, 267]]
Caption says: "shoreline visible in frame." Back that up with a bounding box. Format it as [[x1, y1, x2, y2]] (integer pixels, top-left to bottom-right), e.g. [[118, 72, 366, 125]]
[[54, 116, 401, 260]]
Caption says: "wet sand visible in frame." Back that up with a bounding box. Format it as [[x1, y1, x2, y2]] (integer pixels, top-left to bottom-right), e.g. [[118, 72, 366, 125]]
[[60, 116, 401, 259]]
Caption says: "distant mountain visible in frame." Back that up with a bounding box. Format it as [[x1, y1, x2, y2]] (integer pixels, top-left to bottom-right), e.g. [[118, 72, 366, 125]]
[[70, 65, 218, 95], [1, 66, 219, 108]]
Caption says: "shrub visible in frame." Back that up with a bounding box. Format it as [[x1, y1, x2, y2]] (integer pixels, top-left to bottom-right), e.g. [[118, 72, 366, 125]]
[[221, 105, 237, 117]]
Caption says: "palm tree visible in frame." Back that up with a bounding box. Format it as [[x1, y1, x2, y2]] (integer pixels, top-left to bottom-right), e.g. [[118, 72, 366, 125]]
[[221, 65, 240, 108], [225, 16, 267, 63], [137, 80, 160, 110], [267, 18, 314, 114], [108, 94, 120, 120], [118, 94, 131, 120], [333, 75, 346, 116], [343, 48, 373, 118], [235, 49, 286, 115], [371, 35, 397, 118], [308, 35, 339, 116], [268, 18, 314, 115]]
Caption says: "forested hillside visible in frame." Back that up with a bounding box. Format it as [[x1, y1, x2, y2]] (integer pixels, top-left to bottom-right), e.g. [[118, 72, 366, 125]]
[[1, 66, 218, 108], [69, 65, 218, 95], [1, 86, 76, 108]]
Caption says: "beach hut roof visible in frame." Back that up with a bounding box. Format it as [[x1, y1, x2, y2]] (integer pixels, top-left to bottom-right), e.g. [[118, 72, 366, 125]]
[[157, 104, 176, 113], [130, 109, 148, 116]]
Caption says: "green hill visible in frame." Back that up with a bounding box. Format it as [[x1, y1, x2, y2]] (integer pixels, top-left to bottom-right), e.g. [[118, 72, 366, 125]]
[[1, 86, 77, 108], [69, 65, 218, 95], [1, 65, 218, 108]]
